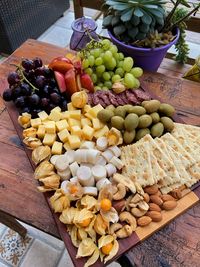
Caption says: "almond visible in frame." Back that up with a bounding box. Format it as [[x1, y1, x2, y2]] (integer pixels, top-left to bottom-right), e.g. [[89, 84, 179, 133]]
[[149, 203, 161, 212], [149, 195, 163, 206], [143, 193, 150, 203], [144, 184, 158, 195], [161, 194, 175, 202], [154, 190, 162, 197], [170, 189, 182, 200], [113, 199, 125, 213], [137, 216, 152, 227], [146, 211, 162, 222], [131, 207, 147, 218], [162, 200, 177, 211]]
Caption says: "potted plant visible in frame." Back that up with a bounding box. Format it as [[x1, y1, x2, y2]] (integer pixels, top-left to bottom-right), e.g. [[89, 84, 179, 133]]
[[102, 0, 200, 71]]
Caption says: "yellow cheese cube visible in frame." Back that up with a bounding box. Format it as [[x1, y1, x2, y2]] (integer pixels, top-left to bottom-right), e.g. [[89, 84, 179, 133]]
[[58, 129, 70, 143], [92, 118, 103, 130], [48, 110, 62, 122], [83, 105, 91, 113], [68, 118, 81, 128], [37, 125, 45, 139], [61, 111, 70, 120], [52, 141, 63, 155], [51, 107, 61, 113], [81, 117, 92, 128], [84, 112, 94, 120], [30, 118, 41, 128], [55, 120, 69, 132], [67, 102, 76, 111], [45, 121, 56, 134], [68, 135, 81, 149], [69, 110, 81, 120], [38, 111, 48, 121], [71, 126, 82, 137], [43, 133, 57, 146], [93, 125, 109, 139], [82, 125, 94, 140], [63, 142, 71, 151], [88, 104, 104, 118]]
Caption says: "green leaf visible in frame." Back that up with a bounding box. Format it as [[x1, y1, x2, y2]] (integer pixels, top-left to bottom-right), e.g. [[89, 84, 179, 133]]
[[128, 27, 139, 39], [131, 15, 140, 26], [113, 24, 127, 36], [148, 9, 163, 18], [121, 9, 134, 22], [134, 8, 144, 17], [102, 15, 113, 28], [141, 12, 152, 25], [111, 16, 121, 26]]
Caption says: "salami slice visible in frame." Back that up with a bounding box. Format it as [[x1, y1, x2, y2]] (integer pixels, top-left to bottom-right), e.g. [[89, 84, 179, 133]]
[[116, 96, 125, 106], [133, 89, 151, 102], [98, 91, 111, 106], [92, 94, 101, 106], [119, 92, 129, 104], [87, 93, 93, 105], [125, 90, 139, 105], [108, 91, 119, 106]]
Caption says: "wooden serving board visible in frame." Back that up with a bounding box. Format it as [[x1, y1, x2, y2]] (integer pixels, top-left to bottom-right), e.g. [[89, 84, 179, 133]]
[[1, 39, 200, 267]]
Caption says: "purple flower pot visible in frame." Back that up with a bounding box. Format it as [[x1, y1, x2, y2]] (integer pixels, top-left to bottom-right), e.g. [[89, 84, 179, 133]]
[[108, 28, 180, 72]]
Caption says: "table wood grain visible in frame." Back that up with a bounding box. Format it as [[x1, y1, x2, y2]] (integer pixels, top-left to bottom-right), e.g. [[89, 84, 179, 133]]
[[0, 39, 200, 266]]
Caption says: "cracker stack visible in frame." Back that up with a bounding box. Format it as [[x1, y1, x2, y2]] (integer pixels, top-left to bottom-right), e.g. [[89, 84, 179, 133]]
[[120, 123, 200, 193]]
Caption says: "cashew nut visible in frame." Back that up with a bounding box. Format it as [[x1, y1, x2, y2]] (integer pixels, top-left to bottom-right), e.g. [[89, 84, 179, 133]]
[[116, 225, 133, 239], [113, 183, 126, 200], [119, 211, 137, 231], [109, 223, 123, 235], [135, 181, 144, 195], [130, 193, 143, 204], [131, 207, 147, 218], [112, 185, 118, 195], [137, 201, 149, 211]]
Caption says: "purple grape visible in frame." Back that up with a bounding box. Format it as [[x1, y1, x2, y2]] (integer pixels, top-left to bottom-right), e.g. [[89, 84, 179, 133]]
[[7, 72, 20, 85], [27, 70, 35, 80], [28, 94, 40, 106], [15, 96, 26, 108], [40, 97, 50, 107], [12, 86, 22, 99], [33, 57, 43, 69], [34, 67, 45, 76], [22, 59, 34, 71], [31, 109, 39, 118], [50, 92, 61, 104], [52, 87, 60, 94], [49, 79, 56, 88], [60, 100, 68, 111], [43, 68, 54, 78], [49, 103, 56, 110], [20, 83, 32, 95], [42, 85, 52, 96], [20, 106, 31, 114], [2, 89, 13, 101], [35, 75, 46, 88]]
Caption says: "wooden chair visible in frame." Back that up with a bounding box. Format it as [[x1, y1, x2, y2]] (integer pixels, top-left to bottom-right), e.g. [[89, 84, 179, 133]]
[[73, 0, 103, 20]]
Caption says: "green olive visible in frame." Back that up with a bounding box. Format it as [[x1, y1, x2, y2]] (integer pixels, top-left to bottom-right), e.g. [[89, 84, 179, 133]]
[[150, 112, 160, 124], [106, 105, 115, 112], [114, 106, 126, 118], [141, 100, 149, 107], [138, 114, 152, 128], [128, 106, 146, 116], [123, 130, 136, 144], [124, 104, 133, 112], [160, 117, 174, 132], [151, 122, 164, 137], [158, 103, 175, 117], [143, 100, 161, 113], [111, 116, 124, 130], [135, 128, 150, 141], [124, 113, 139, 131], [97, 109, 114, 123]]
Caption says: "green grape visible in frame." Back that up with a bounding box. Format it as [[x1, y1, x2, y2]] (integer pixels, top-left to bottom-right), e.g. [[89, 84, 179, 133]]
[[95, 57, 103, 66], [104, 81, 112, 89], [134, 78, 140, 88], [88, 55, 95, 67], [77, 51, 83, 58], [106, 58, 117, 70], [130, 67, 143, 78], [103, 51, 113, 62], [115, 67, 124, 77], [110, 45, 118, 54], [117, 61, 123, 68], [102, 86, 109, 90], [91, 73, 97, 83], [113, 53, 119, 61], [91, 48, 101, 58], [118, 52, 124, 60], [102, 72, 111, 81], [85, 68, 93, 75], [94, 86, 101, 91], [112, 74, 121, 83], [97, 82, 103, 87], [101, 39, 111, 50], [124, 73, 137, 88], [123, 57, 134, 72], [82, 59, 89, 69], [108, 71, 114, 77], [96, 65, 106, 74]]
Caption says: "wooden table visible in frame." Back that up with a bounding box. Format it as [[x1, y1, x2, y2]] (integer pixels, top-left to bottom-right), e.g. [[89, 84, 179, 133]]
[[0, 39, 200, 266]]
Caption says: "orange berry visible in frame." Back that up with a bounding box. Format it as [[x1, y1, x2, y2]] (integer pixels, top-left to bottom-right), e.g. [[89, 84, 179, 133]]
[[21, 117, 30, 124], [79, 218, 91, 227], [100, 198, 112, 212], [101, 242, 113, 255], [69, 185, 78, 194]]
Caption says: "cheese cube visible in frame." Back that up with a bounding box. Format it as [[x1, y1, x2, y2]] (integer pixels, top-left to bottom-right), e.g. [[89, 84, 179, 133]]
[[52, 141, 63, 155], [48, 110, 62, 122], [82, 125, 94, 140], [68, 135, 81, 149], [58, 129, 70, 143], [69, 110, 81, 120], [43, 133, 57, 146], [71, 126, 82, 137], [45, 121, 56, 134], [84, 112, 94, 120], [83, 105, 91, 114], [92, 118, 103, 130], [63, 142, 71, 151], [56, 120, 69, 132], [67, 102, 76, 111], [51, 107, 61, 113], [68, 118, 81, 128], [81, 117, 92, 127], [93, 125, 109, 139], [88, 104, 104, 118], [31, 118, 41, 128], [37, 125, 45, 139], [61, 111, 70, 120], [38, 111, 48, 121]]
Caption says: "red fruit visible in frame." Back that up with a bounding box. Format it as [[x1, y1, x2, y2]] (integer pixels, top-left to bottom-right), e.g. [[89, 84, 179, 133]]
[[76, 74, 81, 91], [65, 69, 79, 96], [51, 56, 72, 64], [54, 71, 66, 93], [73, 60, 82, 74], [80, 73, 94, 92]]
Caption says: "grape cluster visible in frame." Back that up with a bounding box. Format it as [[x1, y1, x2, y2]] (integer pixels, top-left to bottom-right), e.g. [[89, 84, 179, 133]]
[[78, 39, 143, 91], [2, 58, 69, 117]]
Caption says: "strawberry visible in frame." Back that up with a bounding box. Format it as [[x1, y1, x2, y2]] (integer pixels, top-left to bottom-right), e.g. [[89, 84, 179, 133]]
[[80, 73, 94, 92], [54, 71, 66, 93]]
